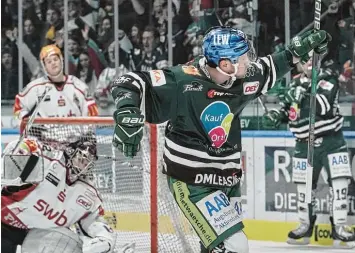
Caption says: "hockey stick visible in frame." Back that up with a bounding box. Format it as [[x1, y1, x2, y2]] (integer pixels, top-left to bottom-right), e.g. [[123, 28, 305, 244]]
[[305, 0, 322, 204]]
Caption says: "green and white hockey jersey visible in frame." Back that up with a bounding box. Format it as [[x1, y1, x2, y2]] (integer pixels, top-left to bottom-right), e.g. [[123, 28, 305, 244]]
[[111, 52, 293, 186], [279, 68, 343, 140]]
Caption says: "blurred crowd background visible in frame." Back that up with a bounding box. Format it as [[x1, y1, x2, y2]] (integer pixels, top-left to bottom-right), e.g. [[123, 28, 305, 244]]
[[1, 0, 355, 116]]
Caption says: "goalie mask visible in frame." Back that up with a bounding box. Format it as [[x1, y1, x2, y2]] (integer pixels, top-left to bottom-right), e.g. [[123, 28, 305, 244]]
[[64, 141, 97, 183]]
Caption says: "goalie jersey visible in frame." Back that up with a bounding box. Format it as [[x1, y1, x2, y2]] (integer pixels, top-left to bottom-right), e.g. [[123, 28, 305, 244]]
[[111, 53, 293, 186], [1, 139, 106, 233], [14, 75, 99, 120]]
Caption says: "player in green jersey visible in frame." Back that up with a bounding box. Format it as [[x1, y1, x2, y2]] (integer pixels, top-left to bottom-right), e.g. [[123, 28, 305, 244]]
[[110, 26, 331, 252], [263, 55, 355, 248]]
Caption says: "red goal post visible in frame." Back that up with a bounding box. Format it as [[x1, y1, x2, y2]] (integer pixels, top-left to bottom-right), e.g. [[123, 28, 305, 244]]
[[22, 117, 199, 252]]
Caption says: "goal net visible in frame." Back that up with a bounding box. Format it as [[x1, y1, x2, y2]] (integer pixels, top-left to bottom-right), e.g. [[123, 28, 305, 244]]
[[23, 117, 200, 253]]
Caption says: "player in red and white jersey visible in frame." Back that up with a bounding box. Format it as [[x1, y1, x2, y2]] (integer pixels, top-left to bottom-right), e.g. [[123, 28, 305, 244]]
[[1, 138, 115, 253], [13, 44, 99, 123]]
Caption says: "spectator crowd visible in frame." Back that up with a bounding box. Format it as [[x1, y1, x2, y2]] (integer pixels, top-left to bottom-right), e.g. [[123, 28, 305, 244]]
[[2, 0, 355, 115]]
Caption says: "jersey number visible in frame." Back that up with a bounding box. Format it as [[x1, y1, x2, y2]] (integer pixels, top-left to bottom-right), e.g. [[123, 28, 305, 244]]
[[335, 188, 347, 201]]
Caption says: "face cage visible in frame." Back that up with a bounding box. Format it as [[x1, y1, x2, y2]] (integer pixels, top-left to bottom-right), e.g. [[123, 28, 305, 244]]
[[216, 40, 257, 79], [67, 148, 95, 182]]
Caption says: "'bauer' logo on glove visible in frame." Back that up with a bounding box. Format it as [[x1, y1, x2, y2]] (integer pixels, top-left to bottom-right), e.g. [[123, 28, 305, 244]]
[[113, 107, 144, 158]]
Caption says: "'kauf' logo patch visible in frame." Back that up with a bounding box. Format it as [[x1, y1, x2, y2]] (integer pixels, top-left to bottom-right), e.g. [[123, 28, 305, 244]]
[[200, 101, 233, 148]]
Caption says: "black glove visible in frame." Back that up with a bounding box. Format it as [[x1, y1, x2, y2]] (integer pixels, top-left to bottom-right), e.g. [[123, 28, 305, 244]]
[[113, 107, 144, 158], [287, 30, 332, 64]]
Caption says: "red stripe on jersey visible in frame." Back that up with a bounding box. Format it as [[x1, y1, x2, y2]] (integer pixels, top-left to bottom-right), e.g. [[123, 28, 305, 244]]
[[14, 96, 22, 115], [1, 206, 28, 229], [1, 184, 38, 229], [88, 104, 99, 116], [16, 82, 49, 97], [98, 205, 105, 216], [1, 184, 38, 206]]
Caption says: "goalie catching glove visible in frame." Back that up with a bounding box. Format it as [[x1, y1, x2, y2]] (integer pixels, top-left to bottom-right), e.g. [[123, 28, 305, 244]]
[[113, 107, 144, 158]]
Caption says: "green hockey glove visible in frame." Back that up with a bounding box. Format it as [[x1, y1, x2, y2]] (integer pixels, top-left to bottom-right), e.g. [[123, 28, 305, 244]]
[[113, 107, 144, 158], [262, 109, 284, 128], [287, 30, 332, 64], [282, 86, 306, 104]]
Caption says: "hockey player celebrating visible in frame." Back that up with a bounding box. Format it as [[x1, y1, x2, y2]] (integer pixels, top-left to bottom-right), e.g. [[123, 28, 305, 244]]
[[262, 55, 355, 248], [14, 44, 99, 125], [1, 138, 115, 253], [109, 26, 331, 252]]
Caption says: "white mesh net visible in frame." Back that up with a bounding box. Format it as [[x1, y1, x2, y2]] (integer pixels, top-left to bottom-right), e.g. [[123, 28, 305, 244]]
[[26, 117, 200, 253]]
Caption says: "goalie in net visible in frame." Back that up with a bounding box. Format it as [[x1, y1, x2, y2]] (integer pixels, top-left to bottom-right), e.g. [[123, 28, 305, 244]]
[[1, 138, 117, 253]]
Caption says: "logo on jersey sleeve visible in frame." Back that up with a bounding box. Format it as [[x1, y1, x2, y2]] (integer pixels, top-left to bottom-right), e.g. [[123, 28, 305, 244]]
[[318, 80, 334, 91], [76, 195, 93, 210], [149, 70, 166, 86], [243, 81, 259, 95], [288, 105, 298, 121], [200, 101, 234, 148]]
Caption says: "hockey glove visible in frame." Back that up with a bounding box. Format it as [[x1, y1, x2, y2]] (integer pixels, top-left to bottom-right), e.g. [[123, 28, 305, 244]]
[[113, 107, 144, 158], [281, 86, 306, 104], [287, 30, 332, 64], [262, 109, 286, 128], [83, 237, 112, 253]]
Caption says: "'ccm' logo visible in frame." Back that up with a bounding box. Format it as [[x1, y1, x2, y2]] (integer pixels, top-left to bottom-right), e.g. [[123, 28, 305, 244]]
[[243, 82, 259, 95], [76, 195, 92, 210], [122, 117, 144, 124]]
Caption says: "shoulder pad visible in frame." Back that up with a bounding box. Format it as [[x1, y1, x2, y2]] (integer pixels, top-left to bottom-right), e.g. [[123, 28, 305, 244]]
[[19, 77, 48, 96], [69, 75, 89, 94]]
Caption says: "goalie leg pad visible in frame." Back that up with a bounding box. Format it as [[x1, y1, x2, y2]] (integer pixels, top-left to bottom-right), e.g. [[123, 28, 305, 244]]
[[330, 178, 350, 225], [21, 227, 83, 253]]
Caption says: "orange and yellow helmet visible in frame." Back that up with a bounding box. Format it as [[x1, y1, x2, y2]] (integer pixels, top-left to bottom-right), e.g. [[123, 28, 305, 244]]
[[40, 44, 62, 62], [39, 44, 63, 77]]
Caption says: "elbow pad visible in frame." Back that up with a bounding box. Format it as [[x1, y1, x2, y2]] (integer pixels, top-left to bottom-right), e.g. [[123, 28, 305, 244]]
[[111, 87, 140, 109]]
